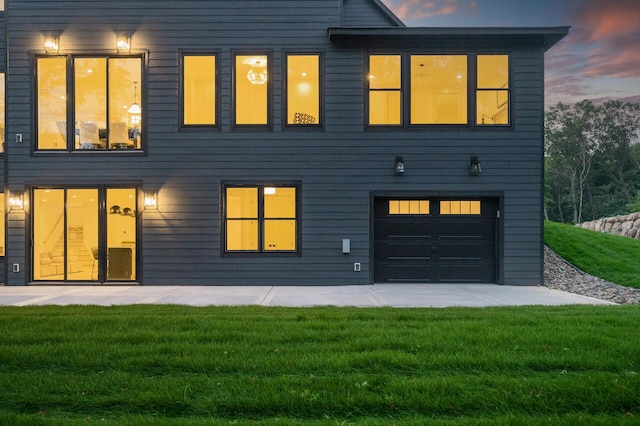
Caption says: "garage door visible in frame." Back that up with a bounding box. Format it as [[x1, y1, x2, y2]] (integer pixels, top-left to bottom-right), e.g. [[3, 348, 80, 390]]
[[374, 197, 497, 283]]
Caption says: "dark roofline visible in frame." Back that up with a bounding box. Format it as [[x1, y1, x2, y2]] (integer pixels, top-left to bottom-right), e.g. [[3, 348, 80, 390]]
[[368, 0, 406, 27], [328, 26, 570, 51]]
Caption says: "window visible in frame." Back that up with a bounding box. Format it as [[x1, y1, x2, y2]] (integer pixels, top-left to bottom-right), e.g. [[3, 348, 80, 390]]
[[287, 54, 320, 126], [32, 187, 138, 281], [0, 193, 4, 256], [182, 54, 217, 126], [0, 73, 4, 153], [235, 54, 270, 126], [477, 55, 509, 125], [224, 184, 299, 253], [440, 200, 481, 215], [36, 55, 143, 151], [368, 55, 402, 125], [367, 53, 509, 128], [411, 55, 467, 124], [389, 200, 430, 215]]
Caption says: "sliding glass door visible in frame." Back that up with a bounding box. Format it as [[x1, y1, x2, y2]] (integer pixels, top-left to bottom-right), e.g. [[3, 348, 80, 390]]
[[33, 187, 137, 282]]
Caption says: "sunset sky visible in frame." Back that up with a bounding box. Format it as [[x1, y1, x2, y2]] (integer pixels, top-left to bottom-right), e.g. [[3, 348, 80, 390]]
[[380, 0, 640, 107]]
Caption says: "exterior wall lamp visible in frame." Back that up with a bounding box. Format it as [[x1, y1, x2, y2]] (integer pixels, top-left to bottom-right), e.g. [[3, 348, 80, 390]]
[[144, 191, 158, 210], [394, 156, 405, 175], [44, 36, 59, 54], [470, 156, 482, 176], [8, 192, 24, 210], [116, 34, 131, 53]]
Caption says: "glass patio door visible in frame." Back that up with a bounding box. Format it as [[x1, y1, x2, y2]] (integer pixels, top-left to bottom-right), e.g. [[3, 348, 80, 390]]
[[33, 187, 137, 282]]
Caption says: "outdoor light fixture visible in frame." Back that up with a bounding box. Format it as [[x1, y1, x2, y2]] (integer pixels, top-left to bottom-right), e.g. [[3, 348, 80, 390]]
[[116, 34, 131, 53], [44, 36, 59, 53], [8, 192, 24, 210], [144, 192, 158, 209], [394, 156, 405, 175], [470, 156, 482, 176]]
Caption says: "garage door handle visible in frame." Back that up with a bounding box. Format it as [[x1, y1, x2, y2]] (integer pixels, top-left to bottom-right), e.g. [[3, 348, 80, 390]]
[[432, 247, 437, 255]]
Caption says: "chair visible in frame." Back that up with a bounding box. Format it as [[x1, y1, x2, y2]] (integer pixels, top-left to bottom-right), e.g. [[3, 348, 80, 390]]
[[109, 122, 130, 149], [91, 247, 98, 279], [80, 122, 102, 149]]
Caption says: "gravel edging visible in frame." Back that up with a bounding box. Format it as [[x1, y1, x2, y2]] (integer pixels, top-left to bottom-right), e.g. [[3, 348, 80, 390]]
[[543, 246, 640, 304]]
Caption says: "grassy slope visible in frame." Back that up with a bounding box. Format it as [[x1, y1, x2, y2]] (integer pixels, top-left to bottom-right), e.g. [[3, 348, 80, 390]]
[[544, 221, 640, 289], [1, 305, 639, 424]]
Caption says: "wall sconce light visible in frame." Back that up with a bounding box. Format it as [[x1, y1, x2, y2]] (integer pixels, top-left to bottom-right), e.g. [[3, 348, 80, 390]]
[[8, 192, 24, 210], [394, 156, 405, 175], [116, 34, 131, 53], [144, 192, 158, 210], [470, 156, 482, 176], [44, 36, 59, 54]]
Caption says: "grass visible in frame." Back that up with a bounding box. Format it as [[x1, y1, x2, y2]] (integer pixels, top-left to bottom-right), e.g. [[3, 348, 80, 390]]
[[1, 305, 639, 424], [544, 220, 640, 288]]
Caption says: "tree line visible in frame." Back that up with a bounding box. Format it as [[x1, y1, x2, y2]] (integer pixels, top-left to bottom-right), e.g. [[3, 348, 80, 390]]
[[544, 100, 640, 224]]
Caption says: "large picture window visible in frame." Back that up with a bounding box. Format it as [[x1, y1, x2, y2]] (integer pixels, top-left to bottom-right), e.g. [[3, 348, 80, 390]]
[[286, 54, 320, 126], [235, 54, 270, 126], [36, 55, 143, 151], [182, 54, 217, 126], [367, 53, 510, 128], [224, 184, 299, 254], [411, 55, 467, 125]]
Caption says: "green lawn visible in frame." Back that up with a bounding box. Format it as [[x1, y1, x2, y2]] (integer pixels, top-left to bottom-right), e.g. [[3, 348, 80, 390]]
[[545, 220, 640, 288], [1, 305, 639, 424]]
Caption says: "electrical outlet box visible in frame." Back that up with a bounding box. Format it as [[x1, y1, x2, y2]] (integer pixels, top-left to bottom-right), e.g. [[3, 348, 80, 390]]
[[354, 262, 361, 272], [16, 134, 23, 143], [12, 263, 20, 273], [342, 239, 351, 254]]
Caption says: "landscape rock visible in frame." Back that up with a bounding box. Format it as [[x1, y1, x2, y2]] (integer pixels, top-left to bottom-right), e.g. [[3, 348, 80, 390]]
[[543, 246, 640, 305]]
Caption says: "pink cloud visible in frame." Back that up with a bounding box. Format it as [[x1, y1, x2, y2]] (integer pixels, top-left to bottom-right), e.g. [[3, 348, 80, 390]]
[[386, 0, 463, 20]]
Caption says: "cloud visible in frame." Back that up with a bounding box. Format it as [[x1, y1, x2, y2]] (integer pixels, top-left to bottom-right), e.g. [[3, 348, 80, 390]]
[[385, 0, 475, 21], [569, 0, 640, 79]]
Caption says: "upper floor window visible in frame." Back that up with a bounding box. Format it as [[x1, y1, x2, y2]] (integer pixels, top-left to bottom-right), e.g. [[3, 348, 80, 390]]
[[235, 54, 270, 126], [182, 54, 217, 127], [36, 55, 143, 151], [0, 72, 4, 153], [368, 55, 401, 125], [286, 54, 321, 126], [411, 55, 467, 125], [477, 55, 509, 125], [367, 53, 510, 128]]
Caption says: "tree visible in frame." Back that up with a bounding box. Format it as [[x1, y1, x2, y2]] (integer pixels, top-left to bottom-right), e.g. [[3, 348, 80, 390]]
[[545, 101, 596, 224]]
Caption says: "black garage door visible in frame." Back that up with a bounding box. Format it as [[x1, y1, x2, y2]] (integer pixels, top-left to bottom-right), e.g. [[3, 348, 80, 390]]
[[374, 197, 498, 283]]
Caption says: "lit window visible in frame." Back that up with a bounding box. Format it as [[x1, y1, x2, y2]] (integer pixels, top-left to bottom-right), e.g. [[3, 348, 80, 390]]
[[183, 55, 216, 126], [224, 185, 298, 253], [369, 55, 402, 125], [477, 55, 509, 125], [37, 57, 67, 150], [0, 193, 4, 256], [36, 56, 143, 151], [287, 55, 320, 126], [411, 55, 467, 124], [389, 200, 430, 215], [440, 200, 481, 215], [0, 73, 4, 153], [235, 55, 269, 125]]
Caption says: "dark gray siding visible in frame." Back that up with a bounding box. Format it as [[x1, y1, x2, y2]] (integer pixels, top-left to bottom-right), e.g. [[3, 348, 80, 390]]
[[5, 0, 546, 285], [342, 0, 402, 26]]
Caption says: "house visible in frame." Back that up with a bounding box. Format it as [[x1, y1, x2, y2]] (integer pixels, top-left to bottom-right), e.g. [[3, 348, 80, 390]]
[[0, 0, 567, 286]]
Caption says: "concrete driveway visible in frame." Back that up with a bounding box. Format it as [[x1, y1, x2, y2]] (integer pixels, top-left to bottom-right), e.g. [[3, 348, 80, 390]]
[[0, 284, 613, 307]]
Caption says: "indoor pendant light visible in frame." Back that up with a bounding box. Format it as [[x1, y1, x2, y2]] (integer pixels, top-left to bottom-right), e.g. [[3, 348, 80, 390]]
[[128, 81, 141, 114], [247, 60, 267, 85]]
